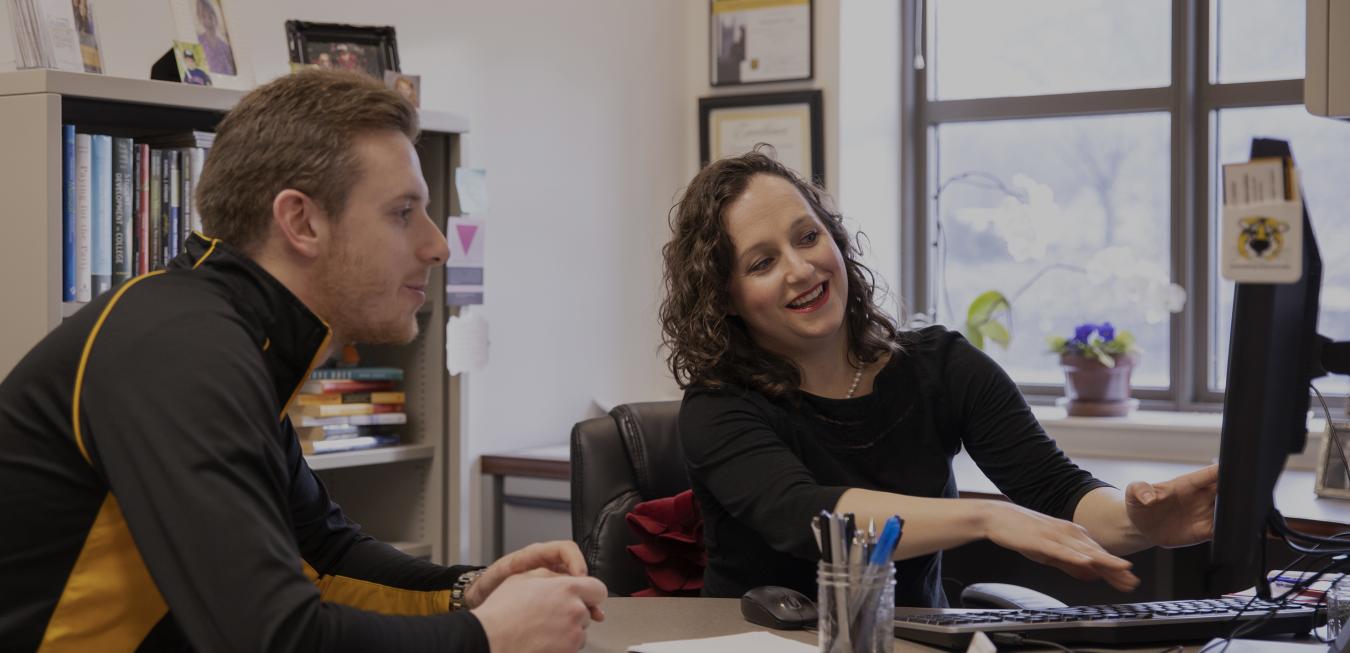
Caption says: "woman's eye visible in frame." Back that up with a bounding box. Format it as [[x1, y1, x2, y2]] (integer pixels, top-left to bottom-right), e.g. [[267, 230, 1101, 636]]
[[801, 230, 819, 245], [749, 259, 771, 273]]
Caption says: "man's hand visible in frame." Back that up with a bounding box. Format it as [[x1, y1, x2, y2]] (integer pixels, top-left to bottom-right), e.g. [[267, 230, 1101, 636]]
[[471, 573, 607, 653], [465, 541, 602, 619], [1125, 464, 1218, 549]]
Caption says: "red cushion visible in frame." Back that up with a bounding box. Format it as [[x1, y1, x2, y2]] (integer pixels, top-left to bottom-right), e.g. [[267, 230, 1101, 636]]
[[624, 489, 706, 597]]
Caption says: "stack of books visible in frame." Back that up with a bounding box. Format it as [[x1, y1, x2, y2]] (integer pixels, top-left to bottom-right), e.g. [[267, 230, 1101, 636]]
[[290, 367, 407, 455], [61, 128, 213, 302]]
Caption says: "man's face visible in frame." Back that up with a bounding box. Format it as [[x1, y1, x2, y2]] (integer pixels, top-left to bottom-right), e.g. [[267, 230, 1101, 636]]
[[312, 131, 449, 346]]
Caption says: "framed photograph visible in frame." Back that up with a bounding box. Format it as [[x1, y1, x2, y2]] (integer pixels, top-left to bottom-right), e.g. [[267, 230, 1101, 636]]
[[286, 21, 400, 82], [1314, 420, 1350, 500], [699, 90, 823, 183], [710, 0, 812, 87], [385, 71, 420, 108], [170, 0, 249, 89], [173, 40, 212, 86]]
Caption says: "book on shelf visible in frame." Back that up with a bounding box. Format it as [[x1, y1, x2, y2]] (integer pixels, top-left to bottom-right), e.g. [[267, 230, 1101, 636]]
[[295, 424, 388, 441], [303, 435, 399, 456], [295, 391, 407, 406], [134, 143, 149, 275], [293, 412, 407, 428], [289, 402, 404, 418], [300, 379, 399, 394], [61, 125, 75, 301], [111, 137, 133, 286], [73, 132, 90, 302], [309, 367, 404, 381], [89, 134, 110, 297]]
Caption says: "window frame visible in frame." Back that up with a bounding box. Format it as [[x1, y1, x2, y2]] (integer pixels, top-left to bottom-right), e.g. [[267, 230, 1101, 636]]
[[901, 0, 1307, 410]]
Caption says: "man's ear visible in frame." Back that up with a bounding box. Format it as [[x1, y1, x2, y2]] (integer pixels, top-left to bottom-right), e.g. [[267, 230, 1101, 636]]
[[271, 189, 329, 259]]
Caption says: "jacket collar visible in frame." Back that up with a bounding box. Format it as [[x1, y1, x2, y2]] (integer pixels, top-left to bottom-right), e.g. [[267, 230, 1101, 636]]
[[173, 233, 332, 417]]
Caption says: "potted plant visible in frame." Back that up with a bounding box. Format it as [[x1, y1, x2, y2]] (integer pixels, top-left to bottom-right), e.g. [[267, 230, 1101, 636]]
[[1046, 322, 1140, 417]]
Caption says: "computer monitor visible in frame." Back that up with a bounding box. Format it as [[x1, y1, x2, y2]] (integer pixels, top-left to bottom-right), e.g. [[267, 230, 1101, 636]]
[[1208, 138, 1325, 596]]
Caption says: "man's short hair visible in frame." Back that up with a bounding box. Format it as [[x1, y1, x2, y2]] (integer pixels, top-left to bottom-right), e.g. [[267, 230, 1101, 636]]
[[197, 69, 419, 252]]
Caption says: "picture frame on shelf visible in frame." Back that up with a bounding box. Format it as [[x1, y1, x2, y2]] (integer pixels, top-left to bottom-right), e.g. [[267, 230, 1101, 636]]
[[698, 90, 823, 183], [169, 0, 249, 89], [286, 21, 400, 82], [173, 41, 211, 86], [710, 0, 812, 87], [385, 71, 420, 108], [1314, 420, 1350, 500]]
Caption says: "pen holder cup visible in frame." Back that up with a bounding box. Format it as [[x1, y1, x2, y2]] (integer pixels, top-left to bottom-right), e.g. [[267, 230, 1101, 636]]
[[817, 561, 896, 653]]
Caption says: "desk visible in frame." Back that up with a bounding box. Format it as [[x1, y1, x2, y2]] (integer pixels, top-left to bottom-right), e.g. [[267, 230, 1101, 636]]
[[581, 598, 1297, 652], [480, 445, 570, 559]]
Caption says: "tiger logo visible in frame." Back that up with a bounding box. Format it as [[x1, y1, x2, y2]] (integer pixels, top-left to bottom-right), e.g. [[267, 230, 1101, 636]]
[[1237, 216, 1290, 260]]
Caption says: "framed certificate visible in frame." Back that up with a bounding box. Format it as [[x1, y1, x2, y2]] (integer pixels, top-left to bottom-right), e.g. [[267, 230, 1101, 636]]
[[710, 0, 813, 86], [699, 90, 823, 183]]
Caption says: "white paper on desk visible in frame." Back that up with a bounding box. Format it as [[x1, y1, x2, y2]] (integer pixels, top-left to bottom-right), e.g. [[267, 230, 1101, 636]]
[[628, 631, 814, 653], [1200, 638, 1324, 652], [455, 168, 489, 214], [445, 310, 489, 376]]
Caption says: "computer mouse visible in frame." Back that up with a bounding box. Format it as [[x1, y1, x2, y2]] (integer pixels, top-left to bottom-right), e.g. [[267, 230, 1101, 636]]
[[740, 585, 818, 630]]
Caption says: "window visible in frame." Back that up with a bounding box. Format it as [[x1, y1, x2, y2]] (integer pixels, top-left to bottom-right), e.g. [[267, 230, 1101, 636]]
[[903, 0, 1350, 407]]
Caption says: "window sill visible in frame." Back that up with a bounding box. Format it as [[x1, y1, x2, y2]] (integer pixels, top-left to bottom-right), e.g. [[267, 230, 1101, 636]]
[[1030, 405, 1330, 471]]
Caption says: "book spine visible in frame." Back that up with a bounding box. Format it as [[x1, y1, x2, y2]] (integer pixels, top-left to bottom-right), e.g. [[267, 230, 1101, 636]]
[[159, 149, 170, 265], [136, 144, 150, 275], [188, 148, 205, 234], [168, 150, 181, 259], [309, 368, 405, 381], [74, 133, 91, 302], [111, 137, 133, 286], [62, 124, 76, 301], [148, 149, 161, 271], [90, 134, 112, 297]]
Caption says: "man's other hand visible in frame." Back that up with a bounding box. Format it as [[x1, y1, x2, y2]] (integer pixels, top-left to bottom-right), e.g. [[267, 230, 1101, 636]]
[[471, 573, 607, 653]]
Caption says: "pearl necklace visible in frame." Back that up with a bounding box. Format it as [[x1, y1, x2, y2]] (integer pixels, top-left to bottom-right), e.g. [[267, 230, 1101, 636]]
[[844, 365, 864, 399]]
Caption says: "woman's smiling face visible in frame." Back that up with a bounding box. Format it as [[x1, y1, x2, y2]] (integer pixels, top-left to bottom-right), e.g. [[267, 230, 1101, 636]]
[[724, 173, 849, 359]]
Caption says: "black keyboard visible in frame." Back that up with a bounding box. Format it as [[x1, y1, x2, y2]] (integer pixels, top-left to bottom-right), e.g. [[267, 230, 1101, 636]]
[[892, 597, 1321, 649]]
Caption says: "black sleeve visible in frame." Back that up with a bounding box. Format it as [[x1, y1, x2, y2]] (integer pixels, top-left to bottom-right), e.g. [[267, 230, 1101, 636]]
[[681, 389, 847, 560], [81, 302, 487, 653], [936, 332, 1112, 520], [284, 424, 482, 606]]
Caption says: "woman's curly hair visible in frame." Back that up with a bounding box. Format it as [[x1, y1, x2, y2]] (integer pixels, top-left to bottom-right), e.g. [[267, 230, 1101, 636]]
[[659, 147, 902, 400]]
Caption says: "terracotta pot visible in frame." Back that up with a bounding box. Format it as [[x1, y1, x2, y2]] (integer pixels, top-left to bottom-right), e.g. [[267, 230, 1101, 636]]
[[1060, 352, 1138, 417]]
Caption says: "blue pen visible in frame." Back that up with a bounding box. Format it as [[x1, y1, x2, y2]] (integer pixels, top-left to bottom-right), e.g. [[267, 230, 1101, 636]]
[[869, 515, 902, 567]]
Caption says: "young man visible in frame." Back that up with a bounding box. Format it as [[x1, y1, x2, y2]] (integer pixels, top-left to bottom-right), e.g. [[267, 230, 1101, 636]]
[[0, 70, 605, 652]]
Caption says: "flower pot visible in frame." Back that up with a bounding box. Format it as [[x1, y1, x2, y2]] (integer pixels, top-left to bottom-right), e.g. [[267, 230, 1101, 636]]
[[1059, 352, 1138, 417]]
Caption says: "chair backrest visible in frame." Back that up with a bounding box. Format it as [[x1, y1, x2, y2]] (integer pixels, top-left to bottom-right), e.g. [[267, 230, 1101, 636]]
[[570, 401, 687, 597]]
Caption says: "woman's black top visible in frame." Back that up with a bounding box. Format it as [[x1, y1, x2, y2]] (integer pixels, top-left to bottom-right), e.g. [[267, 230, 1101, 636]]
[[680, 325, 1111, 607]]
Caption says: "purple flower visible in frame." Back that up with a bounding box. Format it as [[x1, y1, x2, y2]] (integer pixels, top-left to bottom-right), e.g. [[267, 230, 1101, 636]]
[[1073, 323, 1096, 343], [1098, 323, 1115, 342]]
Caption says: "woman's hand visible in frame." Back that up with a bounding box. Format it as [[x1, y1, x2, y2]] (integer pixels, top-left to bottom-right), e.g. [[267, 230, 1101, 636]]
[[980, 500, 1140, 592], [1125, 464, 1218, 549]]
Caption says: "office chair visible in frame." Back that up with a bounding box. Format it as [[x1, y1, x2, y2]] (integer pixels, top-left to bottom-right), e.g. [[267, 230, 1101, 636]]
[[569, 400, 1064, 608], [571, 401, 688, 597]]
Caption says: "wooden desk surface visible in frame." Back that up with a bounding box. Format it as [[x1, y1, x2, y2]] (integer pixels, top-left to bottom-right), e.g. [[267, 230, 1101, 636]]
[[581, 597, 1264, 652]]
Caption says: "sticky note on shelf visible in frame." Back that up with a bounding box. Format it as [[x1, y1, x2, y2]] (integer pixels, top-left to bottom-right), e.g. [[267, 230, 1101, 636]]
[[455, 168, 489, 215]]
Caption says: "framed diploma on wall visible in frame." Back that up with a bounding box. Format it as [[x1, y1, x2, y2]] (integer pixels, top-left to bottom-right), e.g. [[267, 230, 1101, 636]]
[[699, 90, 824, 183], [710, 0, 813, 86]]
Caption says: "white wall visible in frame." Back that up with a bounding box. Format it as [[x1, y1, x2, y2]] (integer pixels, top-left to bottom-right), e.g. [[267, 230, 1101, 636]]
[[88, 0, 687, 563], [682, 0, 903, 316]]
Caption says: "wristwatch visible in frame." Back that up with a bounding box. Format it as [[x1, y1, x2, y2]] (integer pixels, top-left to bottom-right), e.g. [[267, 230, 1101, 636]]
[[450, 568, 486, 611]]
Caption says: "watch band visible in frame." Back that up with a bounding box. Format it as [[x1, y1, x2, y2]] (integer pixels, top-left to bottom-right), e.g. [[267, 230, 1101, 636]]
[[450, 568, 486, 611]]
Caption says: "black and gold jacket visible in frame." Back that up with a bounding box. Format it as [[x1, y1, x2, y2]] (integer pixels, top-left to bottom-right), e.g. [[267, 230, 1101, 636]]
[[0, 233, 486, 652]]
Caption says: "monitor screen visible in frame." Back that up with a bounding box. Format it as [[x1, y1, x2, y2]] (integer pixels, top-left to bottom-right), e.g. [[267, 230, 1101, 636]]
[[1208, 138, 1324, 595]]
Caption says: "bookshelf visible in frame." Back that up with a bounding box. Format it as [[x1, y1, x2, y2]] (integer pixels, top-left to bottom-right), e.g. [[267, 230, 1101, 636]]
[[0, 69, 466, 564]]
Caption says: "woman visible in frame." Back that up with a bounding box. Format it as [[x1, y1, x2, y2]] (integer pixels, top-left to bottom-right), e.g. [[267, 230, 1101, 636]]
[[659, 148, 1217, 606]]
